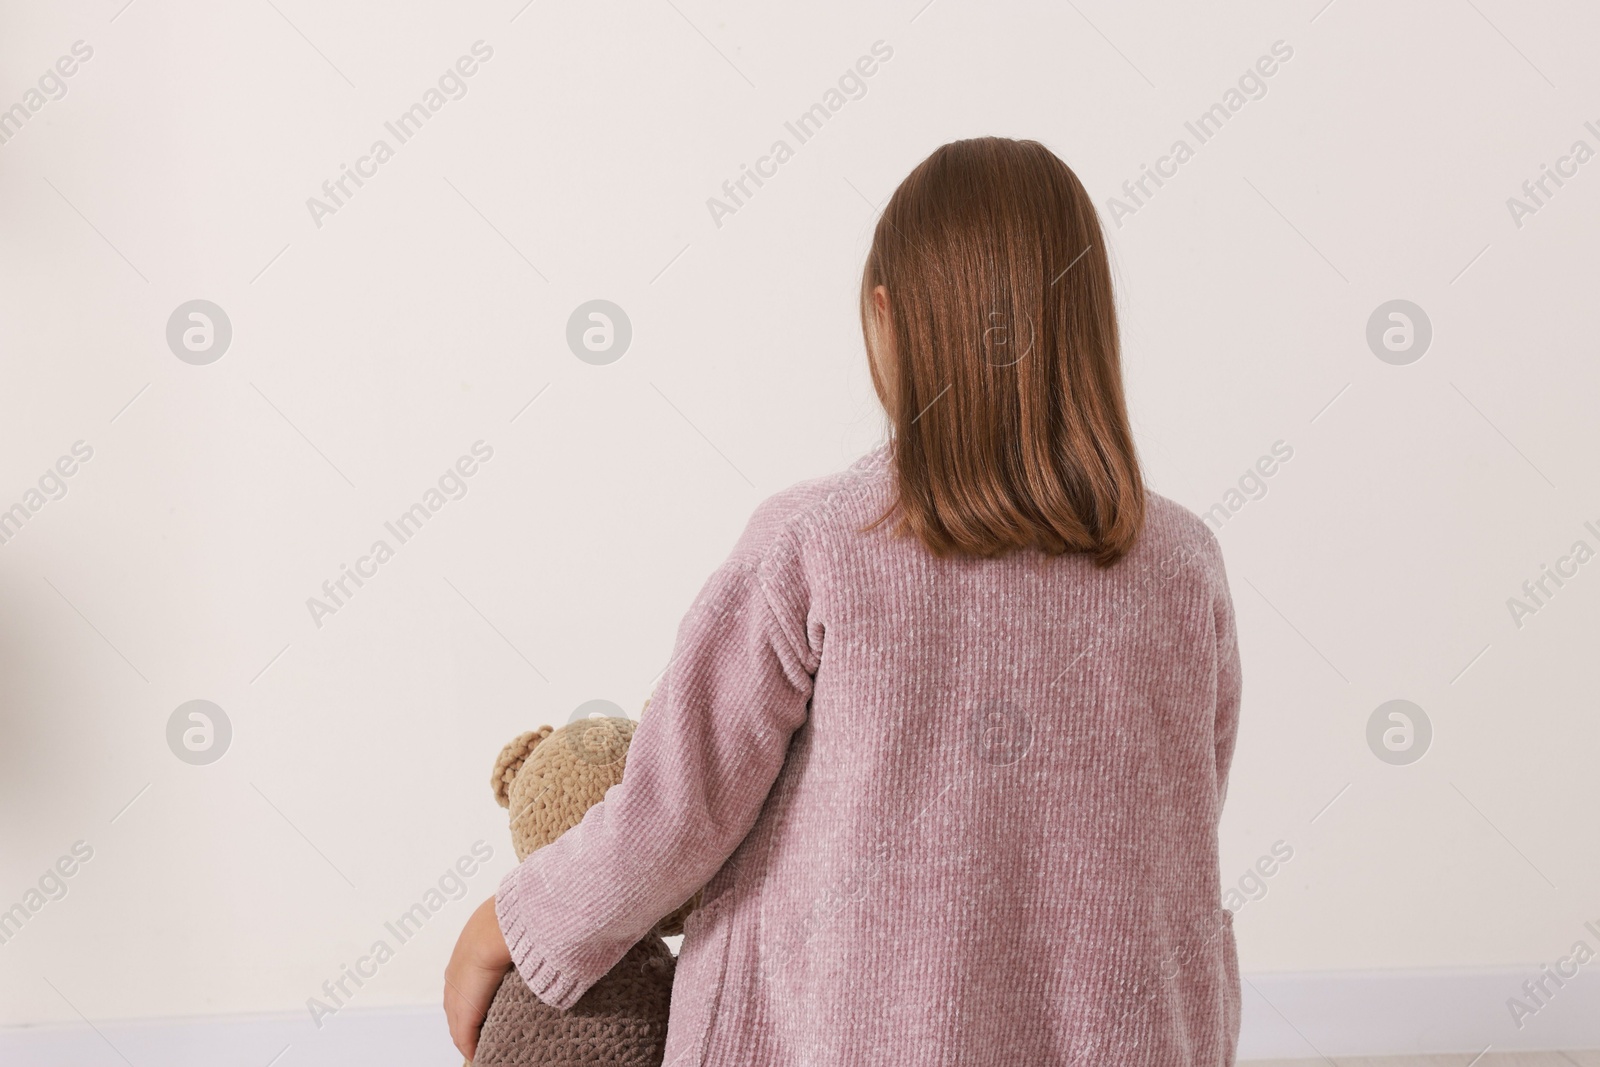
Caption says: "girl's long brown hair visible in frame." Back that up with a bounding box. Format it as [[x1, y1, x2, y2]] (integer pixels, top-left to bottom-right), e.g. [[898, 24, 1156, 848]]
[[861, 137, 1144, 567]]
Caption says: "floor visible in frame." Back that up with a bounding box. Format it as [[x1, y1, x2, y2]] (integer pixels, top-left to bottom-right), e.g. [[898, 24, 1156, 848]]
[[1244, 1054, 1600, 1066]]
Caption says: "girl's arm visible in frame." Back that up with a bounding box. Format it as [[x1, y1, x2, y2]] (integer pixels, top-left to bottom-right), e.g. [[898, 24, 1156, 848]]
[[495, 546, 815, 1009], [1210, 540, 1243, 803]]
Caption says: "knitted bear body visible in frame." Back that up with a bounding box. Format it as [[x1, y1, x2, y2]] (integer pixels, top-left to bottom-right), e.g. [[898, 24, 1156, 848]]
[[472, 937, 675, 1066]]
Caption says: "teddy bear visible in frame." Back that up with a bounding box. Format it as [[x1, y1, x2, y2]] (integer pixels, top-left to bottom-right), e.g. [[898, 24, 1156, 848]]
[[469, 713, 699, 1066]]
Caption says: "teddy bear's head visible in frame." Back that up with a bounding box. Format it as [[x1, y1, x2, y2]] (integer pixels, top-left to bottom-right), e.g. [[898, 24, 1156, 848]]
[[490, 715, 697, 937], [491, 717, 633, 859]]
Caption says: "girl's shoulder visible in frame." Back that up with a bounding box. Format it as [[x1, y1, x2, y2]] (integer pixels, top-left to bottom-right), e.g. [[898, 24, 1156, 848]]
[[1131, 489, 1231, 593], [726, 443, 892, 573]]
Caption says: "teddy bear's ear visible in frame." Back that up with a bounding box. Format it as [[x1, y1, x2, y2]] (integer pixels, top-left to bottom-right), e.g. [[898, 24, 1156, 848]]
[[490, 726, 554, 809]]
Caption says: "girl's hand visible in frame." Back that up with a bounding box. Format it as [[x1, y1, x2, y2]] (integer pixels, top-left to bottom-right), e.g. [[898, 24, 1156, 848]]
[[443, 894, 513, 1062]]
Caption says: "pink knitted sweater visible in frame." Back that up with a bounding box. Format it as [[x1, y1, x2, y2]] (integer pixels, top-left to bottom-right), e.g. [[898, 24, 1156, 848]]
[[497, 444, 1243, 1066]]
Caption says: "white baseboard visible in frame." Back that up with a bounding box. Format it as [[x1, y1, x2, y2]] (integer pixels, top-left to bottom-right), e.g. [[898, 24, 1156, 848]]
[[0, 1004, 454, 1067], [3, 969, 1597, 1065], [1238, 967, 1600, 1060]]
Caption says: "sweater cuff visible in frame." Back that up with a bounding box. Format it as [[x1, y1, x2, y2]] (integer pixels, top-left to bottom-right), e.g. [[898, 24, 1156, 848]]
[[495, 863, 585, 1012]]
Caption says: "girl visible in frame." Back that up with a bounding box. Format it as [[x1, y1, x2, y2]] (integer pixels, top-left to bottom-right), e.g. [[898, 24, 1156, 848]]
[[447, 136, 1243, 1066]]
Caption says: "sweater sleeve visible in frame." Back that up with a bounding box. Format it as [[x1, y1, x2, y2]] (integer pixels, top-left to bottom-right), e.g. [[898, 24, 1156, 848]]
[[1210, 545, 1242, 805], [495, 542, 816, 1010]]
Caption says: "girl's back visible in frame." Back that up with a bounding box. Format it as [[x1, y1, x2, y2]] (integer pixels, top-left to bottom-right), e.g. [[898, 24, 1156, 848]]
[[658, 449, 1240, 1066]]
